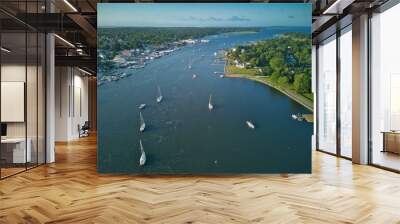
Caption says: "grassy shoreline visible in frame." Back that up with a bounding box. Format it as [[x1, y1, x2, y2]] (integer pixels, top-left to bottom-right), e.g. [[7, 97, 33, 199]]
[[224, 67, 313, 112]]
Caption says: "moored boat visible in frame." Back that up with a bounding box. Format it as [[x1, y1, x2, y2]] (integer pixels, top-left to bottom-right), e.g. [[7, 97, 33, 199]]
[[139, 104, 146, 110], [139, 112, 146, 132], [139, 139, 146, 166], [208, 94, 213, 111], [246, 121, 255, 129]]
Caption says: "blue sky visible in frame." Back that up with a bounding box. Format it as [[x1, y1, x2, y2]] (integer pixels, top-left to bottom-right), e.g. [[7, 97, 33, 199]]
[[98, 4, 311, 28]]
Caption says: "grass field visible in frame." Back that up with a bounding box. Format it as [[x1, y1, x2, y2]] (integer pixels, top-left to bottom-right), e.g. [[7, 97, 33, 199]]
[[225, 65, 261, 76]]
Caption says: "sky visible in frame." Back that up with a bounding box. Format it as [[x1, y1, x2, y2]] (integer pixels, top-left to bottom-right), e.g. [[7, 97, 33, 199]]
[[98, 3, 311, 28]]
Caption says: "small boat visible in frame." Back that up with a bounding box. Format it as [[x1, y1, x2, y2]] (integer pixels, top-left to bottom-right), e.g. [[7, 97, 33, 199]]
[[139, 111, 146, 132], [188, 65, 192, 69], [192, 74, 197, 79], [220, 75, 224, 78], [156, 86, 163, 103], [214, 52, 217, 56], [208, 94, 213, 111], [138, 104, 146, 110], [291, 113, 303, 121], [139, 139, 146, 166], [246, 121, 255, 129]]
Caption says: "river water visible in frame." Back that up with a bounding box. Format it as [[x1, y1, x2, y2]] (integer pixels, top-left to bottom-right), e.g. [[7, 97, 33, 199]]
[[98, 27, 313, 173]]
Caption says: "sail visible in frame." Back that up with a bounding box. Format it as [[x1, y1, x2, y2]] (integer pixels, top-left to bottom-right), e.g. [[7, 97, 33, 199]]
[[140, 112, 146, 132], [157, 86, 163, 103], [139, 139, 146, 166], [208, 94, 213, 110], [139, 139, 144, 154], [158, 86, 162, 97], [140, 112, 144, 125]]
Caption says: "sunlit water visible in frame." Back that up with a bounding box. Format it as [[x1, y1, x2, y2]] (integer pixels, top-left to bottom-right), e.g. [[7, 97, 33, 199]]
[[98, 27, 312, 173]]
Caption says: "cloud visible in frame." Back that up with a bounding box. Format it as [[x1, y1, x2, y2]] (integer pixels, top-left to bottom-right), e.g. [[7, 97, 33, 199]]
[[228, 16, 251, 22], [187, 16, 251, 22], [188, 16, 203, 21], [209, 16, 223, 21]]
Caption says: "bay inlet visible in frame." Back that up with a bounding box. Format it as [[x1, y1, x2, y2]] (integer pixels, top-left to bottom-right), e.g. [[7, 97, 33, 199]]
[[98, 27, 313, 173]]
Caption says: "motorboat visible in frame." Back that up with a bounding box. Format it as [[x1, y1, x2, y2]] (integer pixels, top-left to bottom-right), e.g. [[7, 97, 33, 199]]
[[138, 104, 146, 110], [246, 121, 255, 129]]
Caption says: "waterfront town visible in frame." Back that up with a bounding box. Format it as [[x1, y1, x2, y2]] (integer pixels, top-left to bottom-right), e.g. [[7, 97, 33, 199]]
[[97, 39, 210, 86]]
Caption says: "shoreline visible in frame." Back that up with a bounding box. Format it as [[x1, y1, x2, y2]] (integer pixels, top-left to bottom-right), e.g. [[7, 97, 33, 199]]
[[224, 73, 314, 112]]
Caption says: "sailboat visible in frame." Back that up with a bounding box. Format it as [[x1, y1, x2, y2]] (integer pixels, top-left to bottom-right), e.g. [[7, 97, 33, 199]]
[[192, 74, 197, 79], [208, 94, 213, 111], [246, 120, 255, 129], [156, 86, 163, 103], [139, 111, 146, 132], [188, 60, 192, 70], [139, 139, 146, 166], [138, 104, 146, 110]]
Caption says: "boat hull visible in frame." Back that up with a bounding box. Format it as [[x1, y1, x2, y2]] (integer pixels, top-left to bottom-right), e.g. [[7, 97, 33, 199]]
[[246, 121, 255, 129], [140, 124, 146, 132], [139, 154, 146, 166]]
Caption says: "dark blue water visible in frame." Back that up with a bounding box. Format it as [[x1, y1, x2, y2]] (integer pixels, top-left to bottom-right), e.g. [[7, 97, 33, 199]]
[[98, 27, 312, 174]]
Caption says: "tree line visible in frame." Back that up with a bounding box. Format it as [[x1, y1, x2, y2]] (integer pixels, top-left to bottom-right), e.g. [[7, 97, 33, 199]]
[[98, 27, 260, 52], [227, 33, 312, 95]]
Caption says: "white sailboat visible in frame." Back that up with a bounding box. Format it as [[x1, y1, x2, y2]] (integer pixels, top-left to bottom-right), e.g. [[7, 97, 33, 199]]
[[246, 121, 255, 129], [208, 94, 214, 111], [139, 111, 146, 132], [138, 104, 146, 110], [156, 86, 163, 103], [139, 139, 146, 166], [192, 74, 197, 79]]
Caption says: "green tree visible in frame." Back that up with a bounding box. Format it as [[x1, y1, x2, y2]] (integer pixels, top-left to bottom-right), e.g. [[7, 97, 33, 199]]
[[261, 65, 272, 76], [278, 76, 289, 86], [271, 71, 281, 82], [269, 56, 284, 73], [293, 74, 311, 93]]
